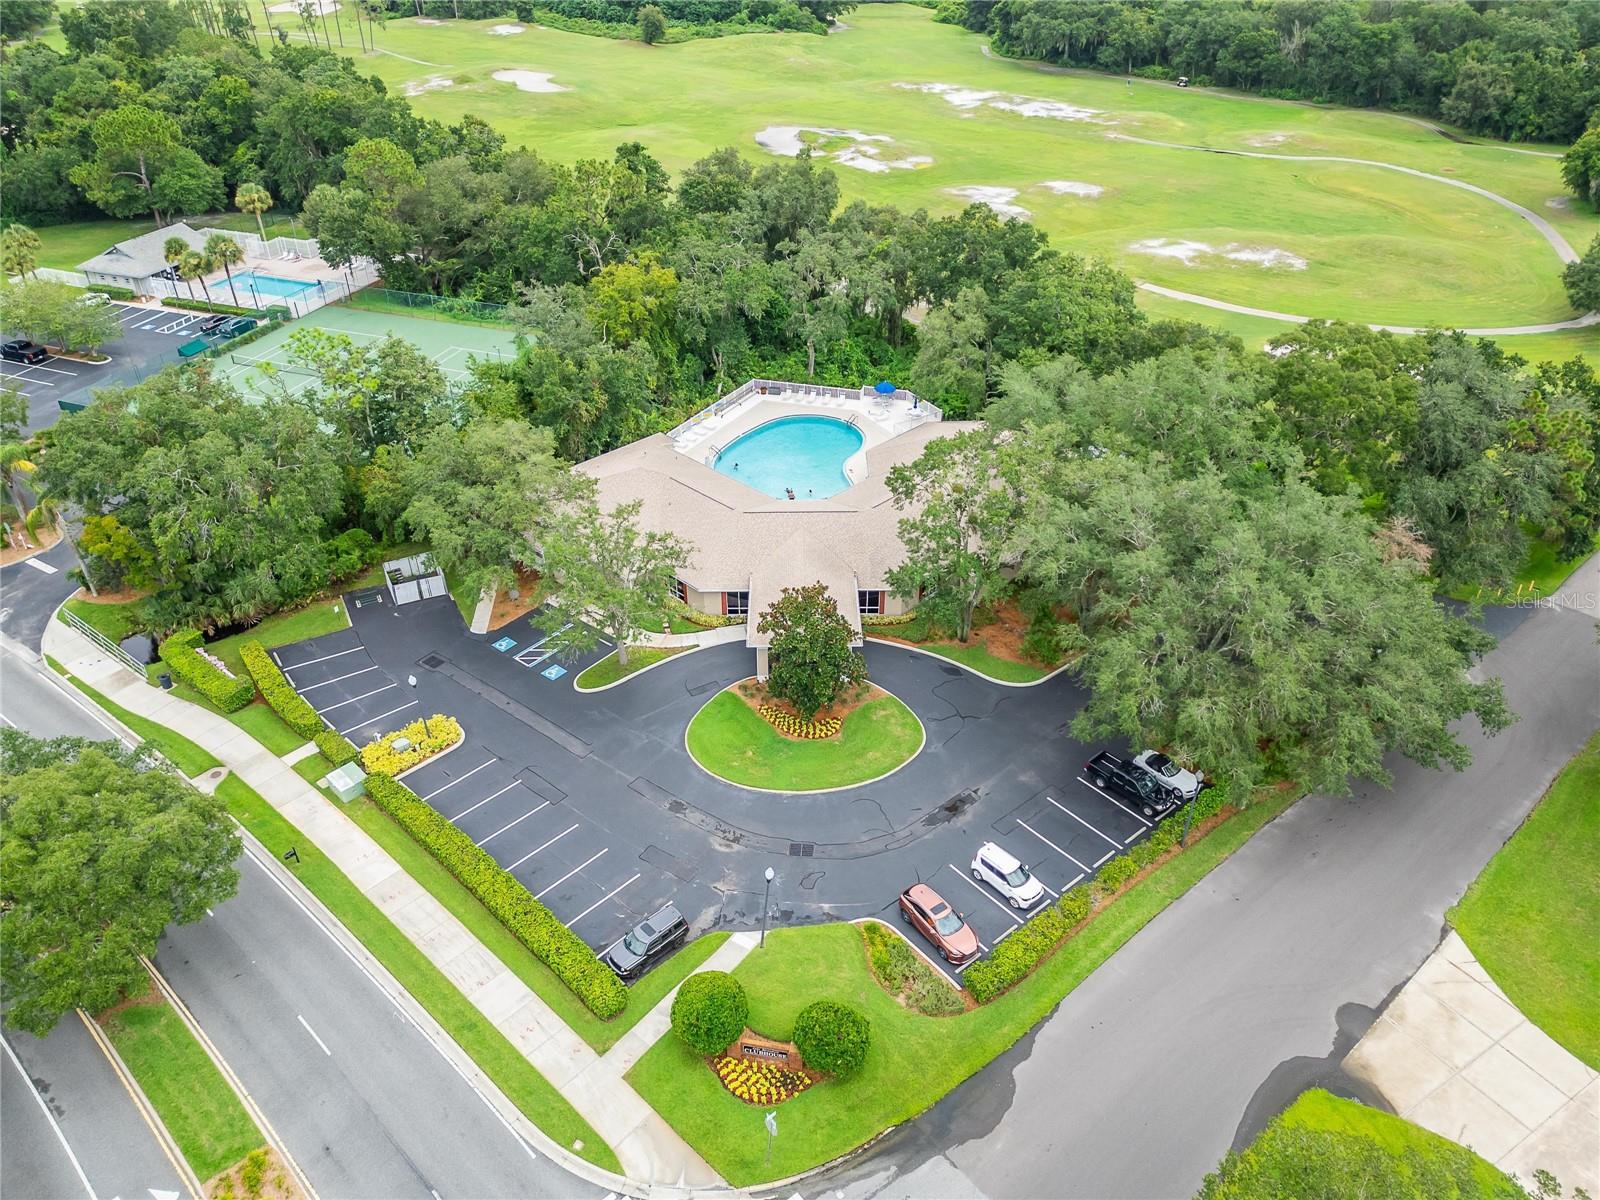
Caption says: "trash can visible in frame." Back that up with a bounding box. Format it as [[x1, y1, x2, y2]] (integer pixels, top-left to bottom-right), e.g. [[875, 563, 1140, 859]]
[[159, 673, 174, 690]]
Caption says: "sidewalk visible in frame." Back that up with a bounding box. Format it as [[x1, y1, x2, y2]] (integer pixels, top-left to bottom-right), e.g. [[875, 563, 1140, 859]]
[[1344, 931, 1598, 1195], [44, 618, 744, 1196]]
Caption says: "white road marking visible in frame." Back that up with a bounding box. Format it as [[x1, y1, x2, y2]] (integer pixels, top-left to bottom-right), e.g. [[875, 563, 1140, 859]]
[[1077, 776, 1155, 828], [296, 665, 382, 692], [296, 1014, 332, 1057], [23, 556, 59, 574], [503, 819, 572, 864], [420, 757, 498, 801], [281, 646, 363, 672], [317, 683, 396, 713], [1, 1035, 98, 1200], [1049, 796, 1123, 848], [450, 781, 521, 822], [1063, 872, 1085, 889], [567, 873, 641, 925], [946, 863, 1022, 927], [1016, 818, 1092, 873], [1123, 829, 1143, 844], [477, 807, 556, 850], [337, 699, 416, 735], [1093, 850, 1115, 867], [534, 848, 607, 899]]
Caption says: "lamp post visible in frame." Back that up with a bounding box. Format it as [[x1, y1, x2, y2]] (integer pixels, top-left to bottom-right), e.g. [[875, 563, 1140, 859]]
[[760, 867, 775, 949], [407, 674, 432, 739]]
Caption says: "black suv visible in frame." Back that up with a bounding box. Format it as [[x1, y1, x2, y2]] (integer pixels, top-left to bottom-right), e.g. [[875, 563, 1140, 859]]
[[602, 903, 688, 981], [1085, 751, 1183, 817]]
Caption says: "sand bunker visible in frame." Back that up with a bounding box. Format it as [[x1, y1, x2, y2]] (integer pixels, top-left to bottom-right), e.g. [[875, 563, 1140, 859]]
[[405, 75, 455, 96], [897, 82, 1103, 123], [1040, 180, 1104, 198], [1245, 132, 1293, 148], [947, 186, 1030, 218], [1546, 196, 1572, 210], [492, 69, 567, 93], [754, 126, 931, 173], [488, 23, 526, 35], [1130, 238, 1308, 270], [414, 17, 443, 24]]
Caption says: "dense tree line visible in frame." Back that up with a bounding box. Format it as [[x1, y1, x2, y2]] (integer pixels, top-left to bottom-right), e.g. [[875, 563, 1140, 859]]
[[939, 0, 1600, 144], [361, 0, 853, 35]]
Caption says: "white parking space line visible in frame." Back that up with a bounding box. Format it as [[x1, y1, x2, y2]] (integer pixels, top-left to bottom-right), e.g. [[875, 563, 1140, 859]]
[[420, 757, 498, 801], [1094, 850, 1115, 867], [450, 781, 521, 822], [297, 664, 382, 692], [6, 372, 51, 387], [1123, 829, 1143, 844], [946, 863, 1022, 926], [297, 1014, 332, 1056], [477, 805, 555, 849], [504, 819, 572, 864], [1076, 776, 1154, 828], [1016, 818, 1092, 873], [337, 699, 416, 735], [1037, 879, 1059, 898], [280, 645, 363, 672], [24, 558, 58, 574], [1062, 872, 1085, 889], [318, 683, 397, 714], [567, 874, 641, 926], [30, 362, 78, 377], [1049, 796, 1124, 849], [534, 848, 607, 899]]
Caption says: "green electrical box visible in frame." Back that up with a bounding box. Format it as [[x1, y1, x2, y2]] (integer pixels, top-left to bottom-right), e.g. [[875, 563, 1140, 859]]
[[326, 762, 367, 803]]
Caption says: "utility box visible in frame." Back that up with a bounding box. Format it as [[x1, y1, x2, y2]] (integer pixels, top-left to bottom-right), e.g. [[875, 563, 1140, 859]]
[[326, 762, 367, 804]]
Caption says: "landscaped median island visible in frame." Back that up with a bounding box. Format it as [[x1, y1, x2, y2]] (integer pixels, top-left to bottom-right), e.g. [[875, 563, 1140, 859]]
[[629, 783, 1296, 1185], [574, 645, 688, 690], [685, 679, 924, 792], [862, 601, 1066, 685]]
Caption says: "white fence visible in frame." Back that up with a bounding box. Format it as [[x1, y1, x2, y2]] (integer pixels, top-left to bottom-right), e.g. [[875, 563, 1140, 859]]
[[193, 228, 321, 262], [667, 378, 940, 440], [143, 257, 380, 320]]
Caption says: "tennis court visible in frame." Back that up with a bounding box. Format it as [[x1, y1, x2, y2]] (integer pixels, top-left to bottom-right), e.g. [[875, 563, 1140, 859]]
[[215, 304, 518, 399]]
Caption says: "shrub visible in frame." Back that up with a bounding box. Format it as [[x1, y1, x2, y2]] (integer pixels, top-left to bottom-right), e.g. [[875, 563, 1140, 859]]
[[324, 528, 377, 578], [159, 630, 254, 712], [670, 971, 748, 1055], [314, 729, 358, 766], [360, 715, 462, 774], [665, 597, 742, 628], [861, 921, 962, 1016], [160, 296, 261, 316], [1096, 853, 1139, 891], [86, 284, 136, 301], [757, 704, 842, 739], [239, 640, 323, 739], [364, 772, 627, 1018], [792, 999, 870, 1078], [859, 611, 917, 628]]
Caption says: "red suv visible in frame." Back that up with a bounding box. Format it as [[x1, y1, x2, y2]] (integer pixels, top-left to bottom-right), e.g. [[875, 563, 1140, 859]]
[[898, 883, 979, 965]]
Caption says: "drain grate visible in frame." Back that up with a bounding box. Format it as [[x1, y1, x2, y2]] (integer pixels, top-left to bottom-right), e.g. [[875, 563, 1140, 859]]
[[420, 654, 445, 669], [788, 842, 815, 857]]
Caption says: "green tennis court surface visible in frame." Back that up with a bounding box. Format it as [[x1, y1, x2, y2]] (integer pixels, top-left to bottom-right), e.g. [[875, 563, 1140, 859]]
[[217, 304, 518, 399]]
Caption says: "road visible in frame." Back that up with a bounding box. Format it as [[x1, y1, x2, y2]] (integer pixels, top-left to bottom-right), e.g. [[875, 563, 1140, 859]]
[[1, 538, 79, 652], [0, 645, 604, 1200], [819, 598, 1600, 1200]]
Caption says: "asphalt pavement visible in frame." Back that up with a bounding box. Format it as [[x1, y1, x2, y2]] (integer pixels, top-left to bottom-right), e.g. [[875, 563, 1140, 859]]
[[0, 538, 78, 652]]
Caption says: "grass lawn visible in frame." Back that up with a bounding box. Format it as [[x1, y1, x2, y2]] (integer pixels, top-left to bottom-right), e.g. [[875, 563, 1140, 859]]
[[628, 787, 1296, 1184], [343, 792, 729, 1053], [1449, 732, 1600, 1070], [62, 596, 149, 644], [226, 702, 309, 756], [686, 690, 923, 790], [200, 600, 351, 679], [1275, 1088, 1515, 1195], [574, 645, 688, 689], [446, 568, 482, 625], [344, 4, 1594, 331], [867, 609, 1055, 684], [212, 776, 621, 1172], [1449, 533, 1597, 604], [102, 997, 263, 1181], [59, 672, 222, 777], [294, 752, 335, 788], [22, 212, 303, 271]]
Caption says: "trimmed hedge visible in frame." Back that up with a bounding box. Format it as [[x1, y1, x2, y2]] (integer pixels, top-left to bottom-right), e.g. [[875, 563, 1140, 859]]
[[365, 772, 628, 1019], [860, 611, 917, 628], [161, 296, 261, 316], [159, 630, 253, 712], [965, 784, 1232, 1003], [670, 971, 749, 1055], [360, 715, 462, 774], [239, 640, 323, 739], [665, 598, 744, 629], [315, 730, 359, 767], [792, 1000, 870, 1078], [85, 284, 136, 301]]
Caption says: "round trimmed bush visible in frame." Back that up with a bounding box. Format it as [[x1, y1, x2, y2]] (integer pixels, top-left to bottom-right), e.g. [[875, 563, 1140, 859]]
[[792, 999, 870, 1078], [670, 971, 748, 1056]]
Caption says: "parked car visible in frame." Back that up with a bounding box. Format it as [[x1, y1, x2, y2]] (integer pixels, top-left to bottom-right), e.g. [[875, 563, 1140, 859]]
[[216, 316, 257, 338], [77, 292, 110, 307], [899, 883, 979, 964], [1, 339, 48, 364], [971, 842, 1046, 909], [1132, 750, 1202, 800], [601, 903, 688, 981], [198, 314, 230, 333], [1085, 751, 1182, 818]]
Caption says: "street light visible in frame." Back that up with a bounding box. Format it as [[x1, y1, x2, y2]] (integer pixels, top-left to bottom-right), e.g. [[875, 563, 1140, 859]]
[[760, 867, 775, 949], [407, 674, 433, 739]]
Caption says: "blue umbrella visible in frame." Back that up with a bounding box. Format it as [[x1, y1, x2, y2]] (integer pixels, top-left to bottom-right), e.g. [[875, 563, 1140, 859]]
[[874, 380, 896, 395]]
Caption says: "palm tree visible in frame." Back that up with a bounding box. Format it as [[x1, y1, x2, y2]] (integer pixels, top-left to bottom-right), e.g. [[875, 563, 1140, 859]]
[[163, 236, 192, 299], [205, 233, 244, 307], [1, 442, 38, 547], [235, 182, 273, 244], [179, 249, 211, 306], [1, 224, 42, 280]]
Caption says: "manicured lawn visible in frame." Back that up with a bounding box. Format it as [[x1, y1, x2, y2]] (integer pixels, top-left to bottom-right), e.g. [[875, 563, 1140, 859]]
[[1449, 532, 1597, 604], [226, 702, 309, 756], [201, 600, 351, 679], [574, 645, 687, 689], [58, 672, 222, 777], [343, 792, 730, 1053], [446, 568, 482, 625], [1275, 1088, 1514, 1195], [212, 776, 621, 1173], [866, 609, 1057, 683], [629, 789, 1298, 1185], [1449, 731, 1600, 1070], [294, 753, 335, 787], [62, 596, 149, 644], [24, 212, 302, 271], [686, 690, 924, 790], [102, 997, 263, 1181]]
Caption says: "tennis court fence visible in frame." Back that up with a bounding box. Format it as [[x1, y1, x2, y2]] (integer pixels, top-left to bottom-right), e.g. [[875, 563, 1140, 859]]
[[341, 287, 512, 326]]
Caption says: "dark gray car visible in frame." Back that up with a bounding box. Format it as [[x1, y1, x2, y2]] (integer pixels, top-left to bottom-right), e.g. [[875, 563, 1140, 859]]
[[602, 904, 688, 981]]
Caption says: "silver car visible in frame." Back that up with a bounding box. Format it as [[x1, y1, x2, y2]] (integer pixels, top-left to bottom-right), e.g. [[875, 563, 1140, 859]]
[[1133, 750, 1201, 800], [971, 842, 1046, 909]]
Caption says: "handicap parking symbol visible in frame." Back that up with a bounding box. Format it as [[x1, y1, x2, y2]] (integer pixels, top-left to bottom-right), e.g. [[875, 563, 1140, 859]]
[[492, 636, 518, 652], [541, 664, 567, 681]]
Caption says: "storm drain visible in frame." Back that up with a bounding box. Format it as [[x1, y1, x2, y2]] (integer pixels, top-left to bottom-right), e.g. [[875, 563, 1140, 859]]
[[788, 842, 816, 857], [420, 654, 445, 670]]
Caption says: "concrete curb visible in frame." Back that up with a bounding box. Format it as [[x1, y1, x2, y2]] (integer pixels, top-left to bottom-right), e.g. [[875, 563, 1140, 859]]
[[573, 643, 704, 693]]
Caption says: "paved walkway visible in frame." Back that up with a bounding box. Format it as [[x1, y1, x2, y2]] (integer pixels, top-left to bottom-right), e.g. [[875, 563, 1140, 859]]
[[1345, 931, 1598, 1195], [42, 619, 749, 1196]]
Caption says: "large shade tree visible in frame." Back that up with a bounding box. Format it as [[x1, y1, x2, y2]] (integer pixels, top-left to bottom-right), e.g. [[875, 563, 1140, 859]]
[[757, 582, 867, 719]]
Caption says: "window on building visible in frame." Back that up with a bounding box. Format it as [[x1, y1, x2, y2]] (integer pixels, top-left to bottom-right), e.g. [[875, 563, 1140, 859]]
[[858, 590, 883, 615], [724, 591, 749, 617], [673, 578, 688, 603]]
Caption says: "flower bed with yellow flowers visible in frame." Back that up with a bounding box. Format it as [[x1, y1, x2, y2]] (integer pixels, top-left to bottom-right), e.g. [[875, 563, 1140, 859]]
[[712, 1055, 816, 1106], [756, 705, 842, 740], [361, 714, 463, 775]]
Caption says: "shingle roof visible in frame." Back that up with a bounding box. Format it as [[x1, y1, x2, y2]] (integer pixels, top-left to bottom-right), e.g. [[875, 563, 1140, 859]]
[[77, 222, 206, 278]]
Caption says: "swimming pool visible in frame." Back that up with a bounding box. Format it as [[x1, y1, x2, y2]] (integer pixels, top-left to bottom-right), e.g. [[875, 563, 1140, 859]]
[[713, 415, 864, 499], [209, 270, 319, 302]]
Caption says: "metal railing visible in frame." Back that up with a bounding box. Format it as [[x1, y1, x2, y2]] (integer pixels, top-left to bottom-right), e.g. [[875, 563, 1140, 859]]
[[60, 608, 148, 677]]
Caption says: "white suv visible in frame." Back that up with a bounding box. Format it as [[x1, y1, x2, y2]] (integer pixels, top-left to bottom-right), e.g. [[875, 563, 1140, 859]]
[[1133, 750, 1201, 800], [971, 842, 1046, 909]]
